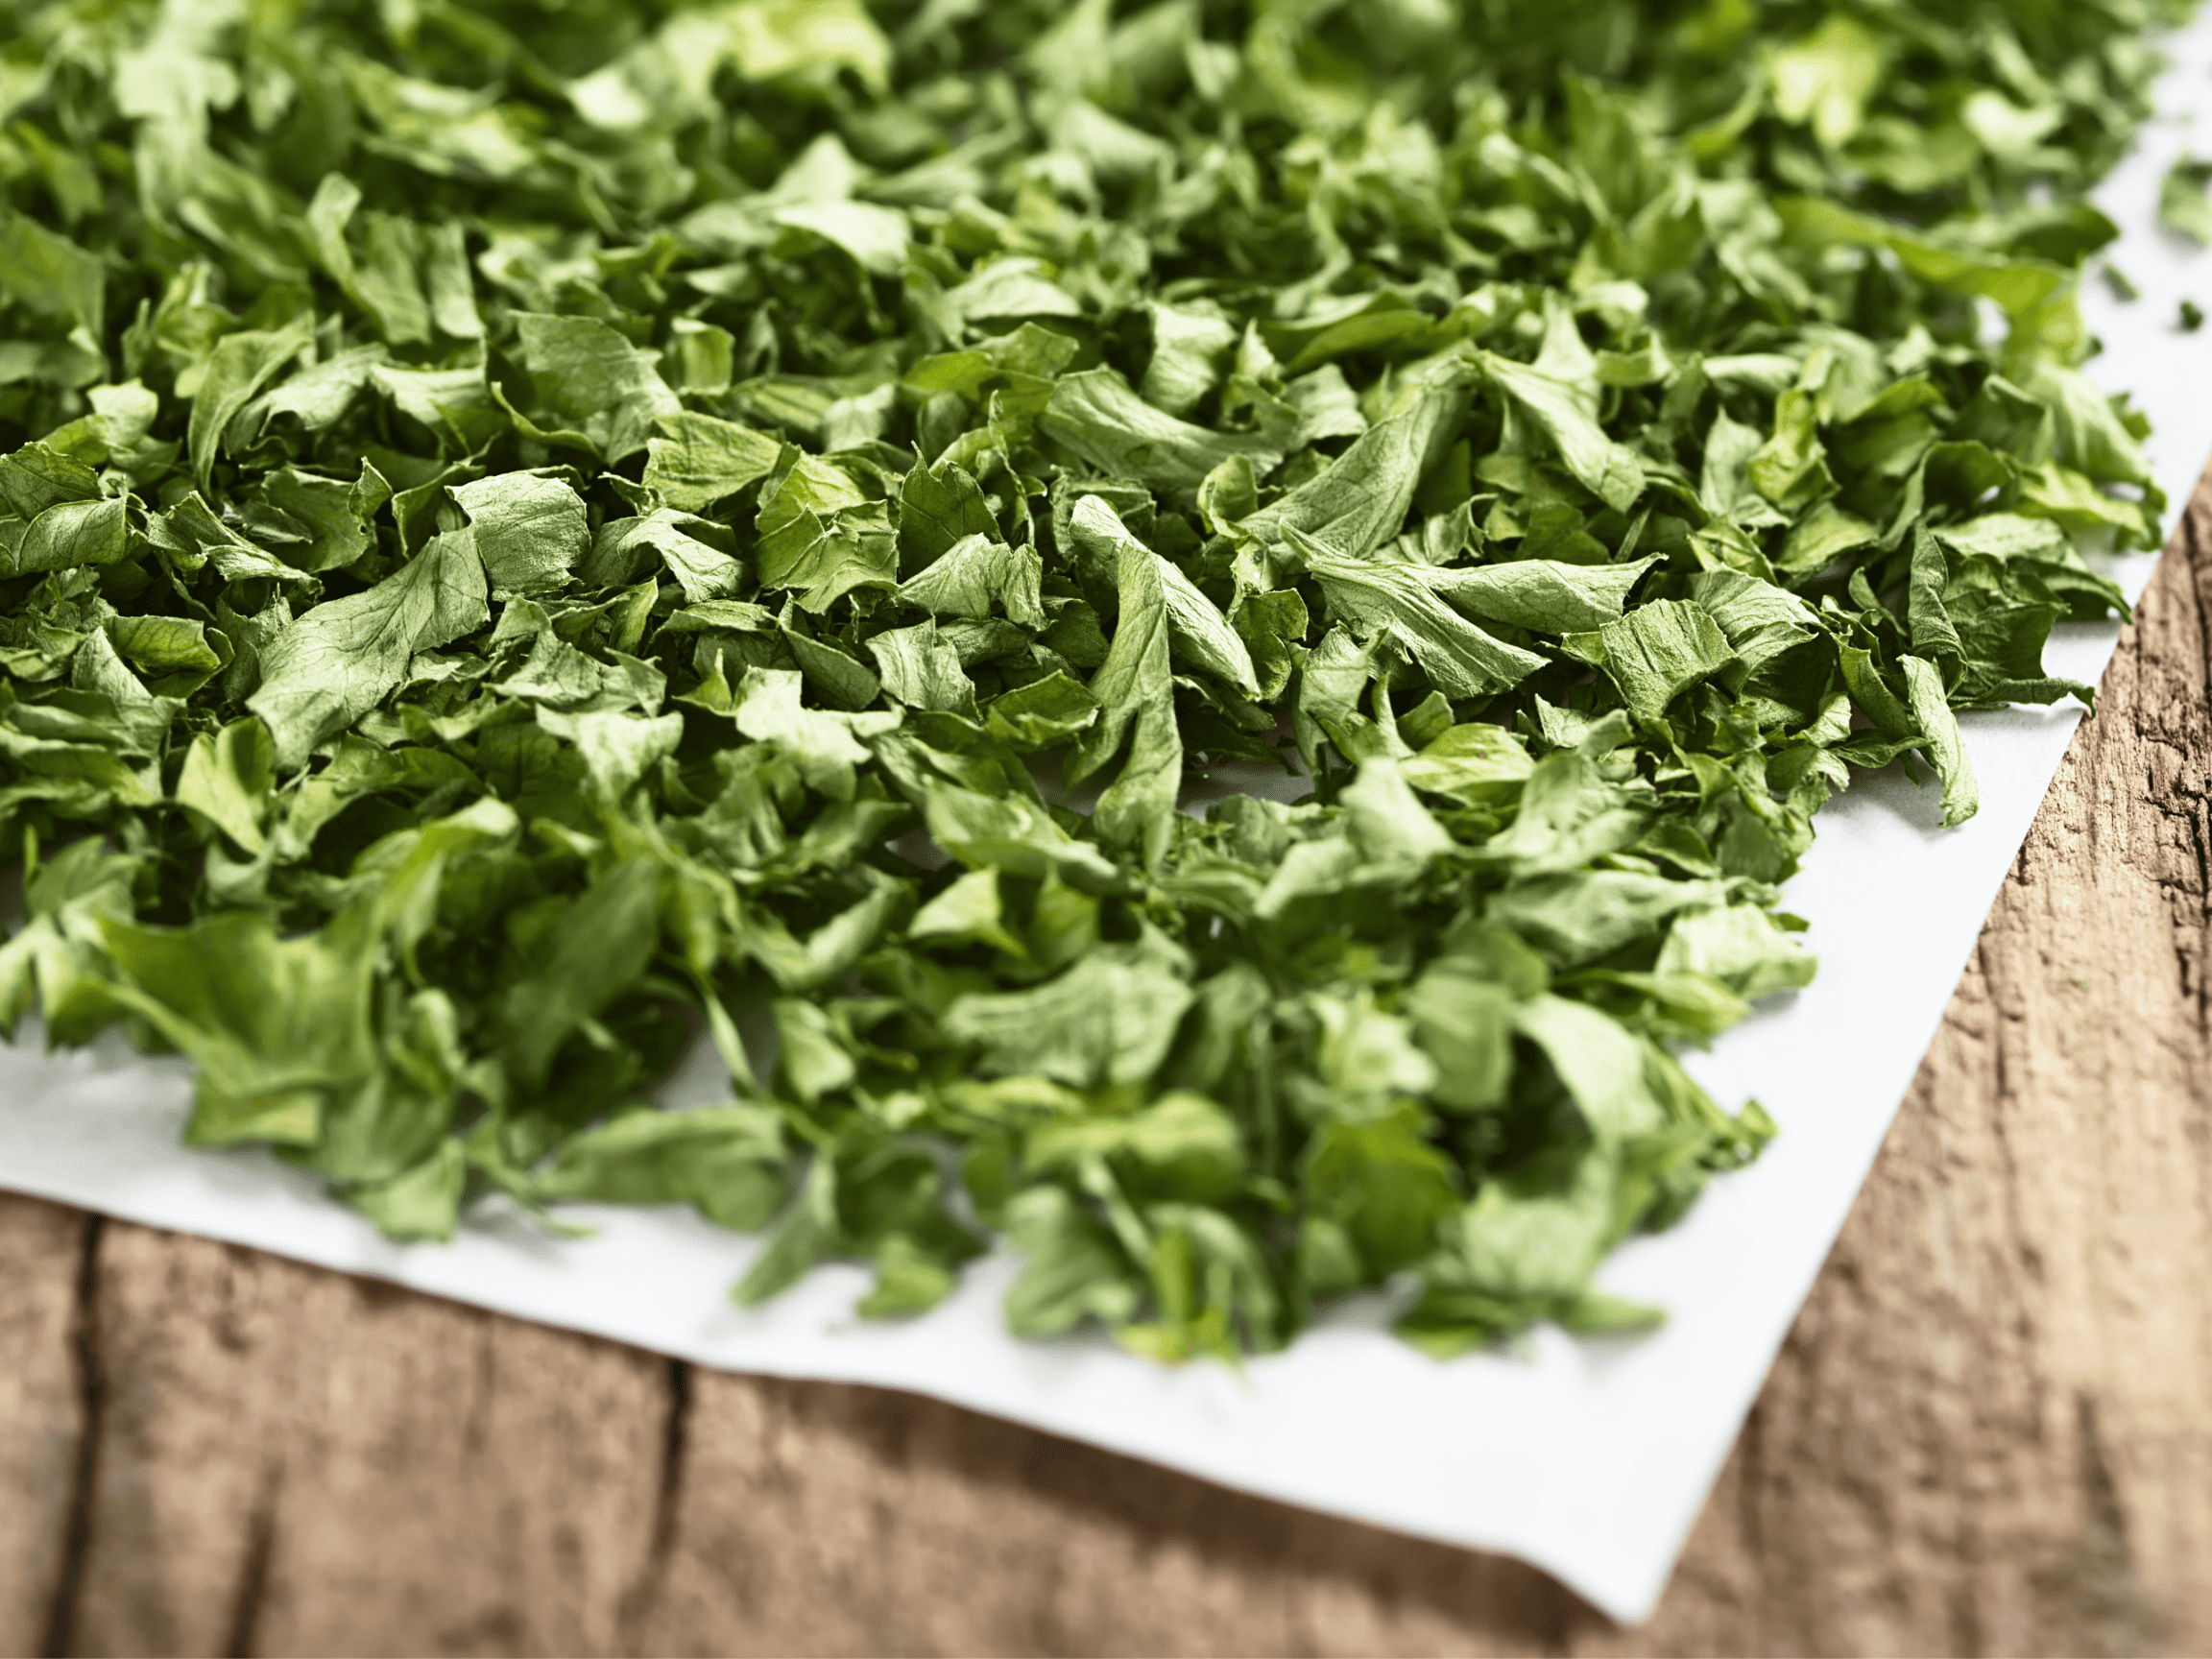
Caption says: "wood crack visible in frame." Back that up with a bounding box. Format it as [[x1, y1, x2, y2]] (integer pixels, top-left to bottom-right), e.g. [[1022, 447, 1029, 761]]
[[221, 1465, 281, 1659], [38, 1213, 103, 1659], [2029, 1395, 2170, 1659], [617, 1357, 692, 1655], [1730, 1396, 1767, 1625]]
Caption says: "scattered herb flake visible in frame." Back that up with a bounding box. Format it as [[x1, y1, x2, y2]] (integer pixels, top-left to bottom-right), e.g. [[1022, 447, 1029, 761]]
[[2162, 154, 2212, 244]]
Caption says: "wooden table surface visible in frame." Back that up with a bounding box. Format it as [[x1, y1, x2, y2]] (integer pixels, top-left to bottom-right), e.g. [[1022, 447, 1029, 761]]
[[8, 468, 2212, 1659]]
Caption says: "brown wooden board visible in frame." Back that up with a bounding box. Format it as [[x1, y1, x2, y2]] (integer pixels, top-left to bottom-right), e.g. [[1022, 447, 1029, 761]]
[[6, 466, 2212, 1658]]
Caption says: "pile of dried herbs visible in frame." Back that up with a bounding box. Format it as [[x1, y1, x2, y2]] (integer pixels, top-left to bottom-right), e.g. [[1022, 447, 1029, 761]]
[[0, 0, 2184, 1358]]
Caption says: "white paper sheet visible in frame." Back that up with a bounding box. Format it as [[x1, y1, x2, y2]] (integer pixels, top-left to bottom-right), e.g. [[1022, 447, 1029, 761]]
[[9, 21, 2212, 1627]]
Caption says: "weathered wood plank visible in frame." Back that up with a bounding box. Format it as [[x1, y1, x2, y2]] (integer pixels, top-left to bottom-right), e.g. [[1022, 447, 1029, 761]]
[[0, 1197, 91, 1659], [632, 1368, 1584, 1657], [7, 471, 2212, 1658], [54, 1223, 671, 1657]]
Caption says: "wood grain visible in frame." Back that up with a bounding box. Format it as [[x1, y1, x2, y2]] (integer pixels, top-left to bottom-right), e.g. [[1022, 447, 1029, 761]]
[[7, 469, 2212, 1656], [0, 1201, 90, 1658]]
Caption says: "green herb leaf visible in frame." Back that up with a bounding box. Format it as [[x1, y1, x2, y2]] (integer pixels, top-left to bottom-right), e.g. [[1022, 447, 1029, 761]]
[[0, 0, 2174, 1360]]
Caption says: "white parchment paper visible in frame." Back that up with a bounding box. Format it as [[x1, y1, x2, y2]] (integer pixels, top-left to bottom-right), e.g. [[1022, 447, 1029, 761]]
[[9, 16, 2212, 1626]]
